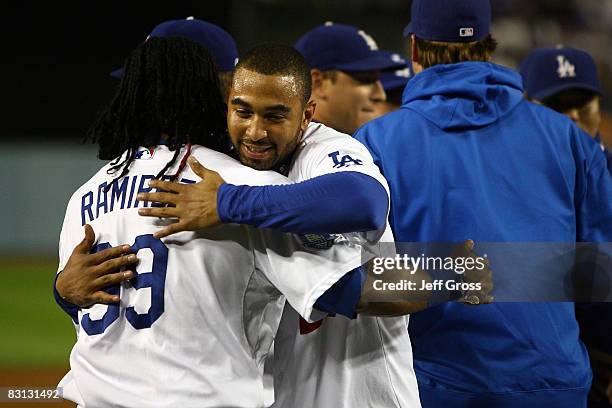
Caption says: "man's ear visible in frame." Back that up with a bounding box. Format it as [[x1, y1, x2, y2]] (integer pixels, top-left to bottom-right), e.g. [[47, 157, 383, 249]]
[[302, 100, 316, 131], [311, 69, 328, 100], [410, 34, 425, 74], [411, 34, 419, 65]]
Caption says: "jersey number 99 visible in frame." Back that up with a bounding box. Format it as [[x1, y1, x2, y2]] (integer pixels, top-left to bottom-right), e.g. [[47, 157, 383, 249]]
[[81, 234, 168, 336]]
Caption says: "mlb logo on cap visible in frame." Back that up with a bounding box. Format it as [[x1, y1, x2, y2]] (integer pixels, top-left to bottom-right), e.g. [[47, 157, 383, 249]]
[[404, 0, 491, 42], [460, 27, 475, 38]]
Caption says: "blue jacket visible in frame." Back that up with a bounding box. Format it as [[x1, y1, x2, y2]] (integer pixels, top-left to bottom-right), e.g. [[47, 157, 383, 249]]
[[595, 134, 612, 175], [355, 62, 612, 407]]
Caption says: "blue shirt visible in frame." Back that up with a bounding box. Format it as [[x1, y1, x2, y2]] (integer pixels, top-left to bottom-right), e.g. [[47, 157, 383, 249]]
[[355, 61, 612, 407]]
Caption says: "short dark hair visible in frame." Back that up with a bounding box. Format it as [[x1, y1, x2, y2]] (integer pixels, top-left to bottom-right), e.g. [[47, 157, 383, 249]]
[[413, 34, 498, 69], [234, 43, 312, 104], [89, 37, 228, 185]]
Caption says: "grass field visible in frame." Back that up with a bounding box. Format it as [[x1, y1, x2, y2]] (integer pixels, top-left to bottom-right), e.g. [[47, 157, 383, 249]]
[[0, 259, 75, 368], [0, 259, 75, 406]]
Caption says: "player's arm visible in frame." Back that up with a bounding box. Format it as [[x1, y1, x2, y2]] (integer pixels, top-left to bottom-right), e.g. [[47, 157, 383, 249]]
[[55, 224, 136, 314], [138, 156, 388, 238], [215, 170, 386, 233]]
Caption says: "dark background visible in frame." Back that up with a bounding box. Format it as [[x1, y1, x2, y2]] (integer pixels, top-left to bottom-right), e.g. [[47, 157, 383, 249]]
[[2, 0, 611, 140]]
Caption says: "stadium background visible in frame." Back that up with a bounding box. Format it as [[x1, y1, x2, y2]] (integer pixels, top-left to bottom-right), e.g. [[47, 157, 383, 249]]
[[1, 1, 611, 406]]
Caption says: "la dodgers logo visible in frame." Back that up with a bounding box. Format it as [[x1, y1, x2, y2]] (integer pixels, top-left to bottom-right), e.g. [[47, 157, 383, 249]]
[[357, 30, 379, 51], [328, 151, 363, 168], [556, 55, 576, 78]]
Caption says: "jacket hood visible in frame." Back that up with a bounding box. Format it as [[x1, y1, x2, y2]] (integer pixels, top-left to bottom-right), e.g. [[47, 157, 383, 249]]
[[401, 62, 524, 130]]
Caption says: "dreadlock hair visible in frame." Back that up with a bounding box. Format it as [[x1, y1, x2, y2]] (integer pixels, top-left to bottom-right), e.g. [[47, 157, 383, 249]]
[[88, 36, 229, 188], [234, 43, 312, 105]]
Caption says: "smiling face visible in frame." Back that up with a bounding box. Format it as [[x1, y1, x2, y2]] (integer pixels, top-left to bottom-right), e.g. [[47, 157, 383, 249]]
[[228, 67, 315, 170], [312, 70, 386, 134]]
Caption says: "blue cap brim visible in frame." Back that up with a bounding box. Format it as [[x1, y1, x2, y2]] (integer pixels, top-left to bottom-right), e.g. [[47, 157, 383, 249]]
[[531, 82, 602, 101], [403, 23, 413, 38], [381, 76, 409, 92], [110, 68, 123, 79], [334, 54, 406, 73]]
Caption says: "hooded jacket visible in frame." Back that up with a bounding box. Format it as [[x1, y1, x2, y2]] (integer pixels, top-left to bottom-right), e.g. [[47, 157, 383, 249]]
[[355, 62, 612, 407]]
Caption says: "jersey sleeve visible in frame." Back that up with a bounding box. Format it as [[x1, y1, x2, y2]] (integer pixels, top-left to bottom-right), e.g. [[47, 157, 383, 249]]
[[253, 224, 395, 322], [297, 129, 390, 196], [292, 127, 391, 243], [252, 229, 369, 322]]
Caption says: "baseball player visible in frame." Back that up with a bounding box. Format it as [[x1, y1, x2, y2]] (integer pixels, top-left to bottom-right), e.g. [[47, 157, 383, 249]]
[[138, 43, 490, 408], [376, 51, 413, 115], [520, 46, 611, 173], [55, 37, 375, 408], [354, 0, 612, 407], [110, 16, 238, 101], [520, 46, 612, 407], [294, 22, 404, 135], [54, 15, 241, 320]]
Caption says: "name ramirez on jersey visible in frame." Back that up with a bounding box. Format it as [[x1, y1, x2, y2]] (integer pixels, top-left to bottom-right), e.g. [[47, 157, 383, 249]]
[[80, 173, 195, 225]]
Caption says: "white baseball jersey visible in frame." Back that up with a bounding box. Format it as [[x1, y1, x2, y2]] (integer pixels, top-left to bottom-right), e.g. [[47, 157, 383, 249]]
[[56, 144, 366, 408], [271, 123, 421, 408]]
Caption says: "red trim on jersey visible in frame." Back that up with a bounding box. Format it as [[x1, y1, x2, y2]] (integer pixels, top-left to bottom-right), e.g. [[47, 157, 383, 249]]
[[299, 317, 324, 334]]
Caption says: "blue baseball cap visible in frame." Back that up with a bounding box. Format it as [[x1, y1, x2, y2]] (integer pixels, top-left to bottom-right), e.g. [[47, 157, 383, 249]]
[[295, 22, 406, 72], [111, 17, 238, 78], [379, 52, 413, 92], [519, 46, 602, 101], [404, 0, 491, 42]]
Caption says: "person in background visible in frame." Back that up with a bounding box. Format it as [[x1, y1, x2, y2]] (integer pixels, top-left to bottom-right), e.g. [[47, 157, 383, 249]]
[[375, 51, 413, 115], [294, 22, 404, 135], [520, 46, 611, 173], [355, 0, 612, 406], [111, 16, 239, 101], [521, 46, 612, 408]]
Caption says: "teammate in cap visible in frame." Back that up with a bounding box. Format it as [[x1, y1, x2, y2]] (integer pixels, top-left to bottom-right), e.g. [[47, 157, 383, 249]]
[[354, 0, 612, 407], [55, 37, 375, 408], [110, 17, 238, 101], [294, 22, 405, 135], [520, 46, 611, 173], [521, 46, 612, 408], [375, 51, 413, 115]]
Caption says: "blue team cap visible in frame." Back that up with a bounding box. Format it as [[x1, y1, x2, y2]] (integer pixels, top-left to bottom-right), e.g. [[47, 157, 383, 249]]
[[295, 22, 405, 72], [110, 17, 238, 78], [403, 0, 491, 42], [379, 52, 413, 92], [519, 46, 602, 101]]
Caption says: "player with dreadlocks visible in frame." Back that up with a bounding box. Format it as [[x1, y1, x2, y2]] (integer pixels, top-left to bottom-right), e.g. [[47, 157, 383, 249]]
[[54, 35, 373, 407], [90, 36, 229, 188]]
